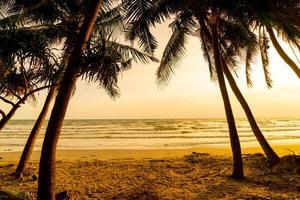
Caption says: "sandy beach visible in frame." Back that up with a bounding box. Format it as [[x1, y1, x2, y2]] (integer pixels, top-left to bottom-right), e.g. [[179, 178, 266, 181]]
[[1, 0, 300, 198], [1, 144, 300, 162], [0, 145, 299, 199], [0, 144, 300, 163]]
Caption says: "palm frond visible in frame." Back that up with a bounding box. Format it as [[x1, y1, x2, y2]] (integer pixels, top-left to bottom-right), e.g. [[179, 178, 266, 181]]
[[197, 18, 217, 81], [122, 0, 158, 53], [81, 31, 158, 98], [93, 5, 124, 37], [259, 26, 272, 88], [245, 37, 258, 87], [156, 10, 195, 86], [107, 40, 159, 64]]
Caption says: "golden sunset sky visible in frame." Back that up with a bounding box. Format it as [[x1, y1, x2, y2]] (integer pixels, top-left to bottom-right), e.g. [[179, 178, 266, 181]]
[[2, 23, 300, 119]]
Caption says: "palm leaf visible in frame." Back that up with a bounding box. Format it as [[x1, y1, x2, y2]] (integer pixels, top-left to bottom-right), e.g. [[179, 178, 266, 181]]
[[259, 26, 272, 88], [245, 38, 259, 87], [122, 0, 157, 53], [107, 40, 159, 64], [198, 18, 217, 81], [156, 10, 195, 86]]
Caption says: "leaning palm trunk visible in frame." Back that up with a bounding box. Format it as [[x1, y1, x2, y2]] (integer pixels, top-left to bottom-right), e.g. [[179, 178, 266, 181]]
[[210, 14, 244, 179], [222, 60, 280, 165], [197, 15, 278, 166], [0, 86, 52, 131], [266, 26, 300, 78], [37, 1, 103, 199], [15, 86, 57, 178], [0, 103, 21, 131]]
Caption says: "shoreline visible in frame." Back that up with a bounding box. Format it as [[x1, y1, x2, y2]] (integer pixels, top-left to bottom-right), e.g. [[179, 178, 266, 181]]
[[0, 144, 299, 162]]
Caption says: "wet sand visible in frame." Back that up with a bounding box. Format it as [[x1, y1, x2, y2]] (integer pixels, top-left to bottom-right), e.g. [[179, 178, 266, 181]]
[[0, 144, 299, 162]]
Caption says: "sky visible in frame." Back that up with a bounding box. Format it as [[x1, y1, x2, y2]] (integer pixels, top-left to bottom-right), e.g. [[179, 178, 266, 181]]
[[2, 23, 300, 119]]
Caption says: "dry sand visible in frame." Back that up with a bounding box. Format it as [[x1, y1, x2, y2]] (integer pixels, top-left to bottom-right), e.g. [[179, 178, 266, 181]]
[[0, 145, 300, 199]]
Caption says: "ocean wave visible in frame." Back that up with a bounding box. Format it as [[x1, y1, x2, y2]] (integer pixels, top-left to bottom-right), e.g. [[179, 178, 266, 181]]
[[0, 119, 299, 151]]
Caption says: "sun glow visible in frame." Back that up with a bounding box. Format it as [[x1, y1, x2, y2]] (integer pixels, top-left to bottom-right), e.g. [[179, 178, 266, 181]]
[[2, 23, 300, 120]]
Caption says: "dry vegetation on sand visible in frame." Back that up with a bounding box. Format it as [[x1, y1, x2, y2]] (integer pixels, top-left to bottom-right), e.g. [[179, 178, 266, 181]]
[[0, 153, 300, 200]]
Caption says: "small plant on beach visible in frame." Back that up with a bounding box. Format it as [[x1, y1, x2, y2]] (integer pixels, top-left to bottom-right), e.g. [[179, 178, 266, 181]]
[[0, 189, 34, 200]]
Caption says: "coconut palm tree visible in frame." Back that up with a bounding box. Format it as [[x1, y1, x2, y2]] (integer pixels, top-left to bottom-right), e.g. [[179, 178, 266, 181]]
[[14, 86, 58, 179], [0, 9, 69, 180], [0, 6, 65, 134], [14, 49, 69, 178], [216, 0, 299, 164], [122, 0, 300, 176], [122, 0, 244, 178], [4, 1, 158, 199], [214, 1, 299, 165], [201, 19, 281, 166], [220, 0, 300, 83], [0, 27, 58, 130], [210, 9, 244, 178], [15, 4, 129, 178]]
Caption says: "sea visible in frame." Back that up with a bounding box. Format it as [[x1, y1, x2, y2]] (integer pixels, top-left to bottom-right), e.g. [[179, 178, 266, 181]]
[[0, 118, 299, 152]]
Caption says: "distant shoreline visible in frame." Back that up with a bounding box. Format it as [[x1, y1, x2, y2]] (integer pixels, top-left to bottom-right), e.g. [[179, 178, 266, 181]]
[[6, 117, 300, 120]]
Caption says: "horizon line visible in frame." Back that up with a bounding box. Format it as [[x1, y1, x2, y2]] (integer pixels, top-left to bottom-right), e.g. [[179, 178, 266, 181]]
[[10, 117, 300, 120]]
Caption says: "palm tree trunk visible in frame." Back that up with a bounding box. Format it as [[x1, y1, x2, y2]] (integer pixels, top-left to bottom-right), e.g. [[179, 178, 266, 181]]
[[210, 14, 244, 179], [0, 102, 23, 131], [266, 26, 300, 78], [0, 85, 52, 132], [37, 1, 103, 199], [195, 15, 279, 166], [222, 60, 280, 165], [15, 86, 57, 178]]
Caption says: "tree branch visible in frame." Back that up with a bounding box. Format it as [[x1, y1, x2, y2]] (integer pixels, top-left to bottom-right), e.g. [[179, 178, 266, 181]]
[[266, 26, 300, 79], [0, 82, 22, 100], [0, 96, 16, 107], [0, 110, 6, 118], [23, 84, 57, 100]]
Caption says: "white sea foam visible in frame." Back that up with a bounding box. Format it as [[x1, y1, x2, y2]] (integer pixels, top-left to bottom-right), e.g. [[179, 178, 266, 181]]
[[0, 118, 299, 152]]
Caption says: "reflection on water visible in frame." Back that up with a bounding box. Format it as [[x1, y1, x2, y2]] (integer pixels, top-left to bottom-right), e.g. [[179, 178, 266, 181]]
[[0, 118, 299, 152]]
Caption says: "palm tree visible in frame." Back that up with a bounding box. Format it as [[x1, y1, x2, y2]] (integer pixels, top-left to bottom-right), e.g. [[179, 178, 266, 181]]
[[0, 9, 63, 132], [15, 3, 129, 178], [220, 0, 300, 83], [14, 51, 69, 178], [217, 0, 300, 164], [209, 9, 244, 178], [14, 86, 57, 179], [217, 1, 299, 165], [222, 64, 280, 165], [197, 17, 281, 165], [0, 6, 69, 180], [122, 0, 240, 178], [2, 1, 158, 199], [122, 0, 300, 175], [1, 2, 156, 197], [3, 1, 111, 198], [39, 1, 107, 198]]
